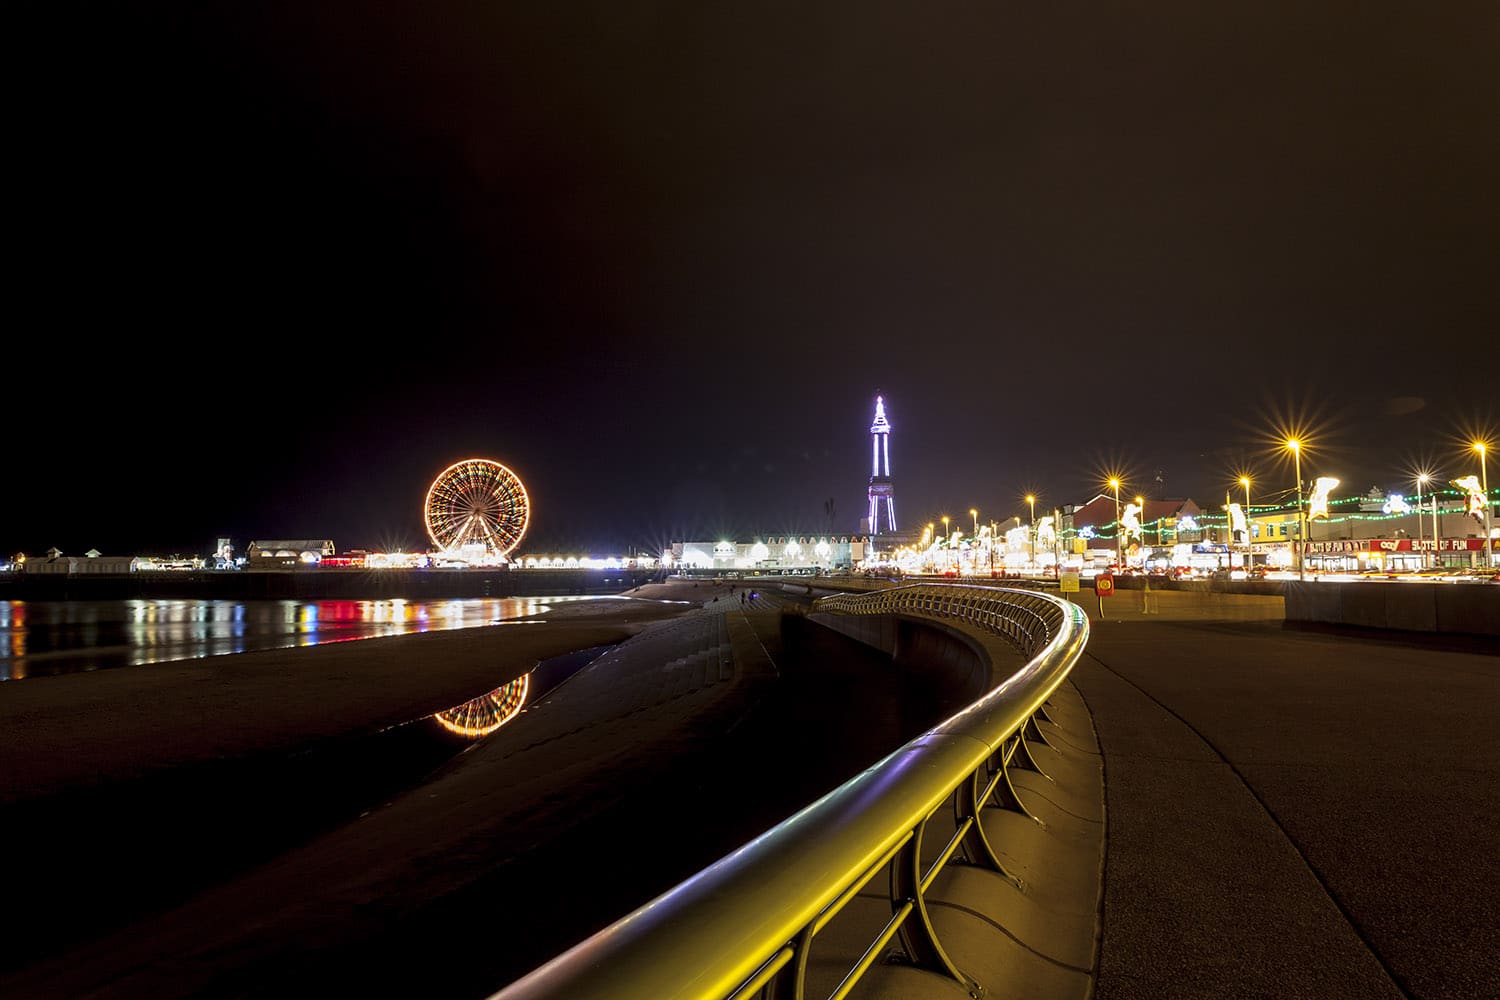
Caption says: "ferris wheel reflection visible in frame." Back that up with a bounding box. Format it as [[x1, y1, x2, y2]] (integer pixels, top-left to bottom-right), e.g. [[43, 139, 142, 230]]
[[432, 672, 530, 738]]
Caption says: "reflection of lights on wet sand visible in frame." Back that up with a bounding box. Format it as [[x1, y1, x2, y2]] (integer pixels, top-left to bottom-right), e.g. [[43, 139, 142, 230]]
[[433, 674, 530, 738]]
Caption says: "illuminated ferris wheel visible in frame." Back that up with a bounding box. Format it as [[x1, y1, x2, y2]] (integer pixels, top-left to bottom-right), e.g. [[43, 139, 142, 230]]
[[424, 458, 530, 558]]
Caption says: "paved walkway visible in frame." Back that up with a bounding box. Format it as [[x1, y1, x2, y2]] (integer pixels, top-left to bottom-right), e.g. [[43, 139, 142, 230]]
[[1070, 595, 1499, 1000]]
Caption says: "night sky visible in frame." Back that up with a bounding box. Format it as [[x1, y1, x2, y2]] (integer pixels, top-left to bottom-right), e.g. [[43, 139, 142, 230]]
[[12, 3, 1498, 558]]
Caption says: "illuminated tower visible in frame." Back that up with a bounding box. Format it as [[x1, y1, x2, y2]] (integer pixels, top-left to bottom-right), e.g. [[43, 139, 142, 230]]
[[867, 395, 897, 535]]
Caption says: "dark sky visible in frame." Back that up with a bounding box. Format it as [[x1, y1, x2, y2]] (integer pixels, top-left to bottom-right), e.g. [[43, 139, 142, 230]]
[[11, 2, 1498, 557]]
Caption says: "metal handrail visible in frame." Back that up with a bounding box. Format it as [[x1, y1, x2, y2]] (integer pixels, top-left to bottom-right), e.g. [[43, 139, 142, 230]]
[[490, 584, 1090, 1000]]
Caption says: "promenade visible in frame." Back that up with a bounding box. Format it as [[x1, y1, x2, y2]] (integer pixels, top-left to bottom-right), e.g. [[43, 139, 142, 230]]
[[1, 581, 1495, 999], [1070, 589, 1498, 1000]]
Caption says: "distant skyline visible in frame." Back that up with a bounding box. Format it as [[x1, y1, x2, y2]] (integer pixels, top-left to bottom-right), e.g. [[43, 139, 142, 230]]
[[11, 3, 1497, 556]]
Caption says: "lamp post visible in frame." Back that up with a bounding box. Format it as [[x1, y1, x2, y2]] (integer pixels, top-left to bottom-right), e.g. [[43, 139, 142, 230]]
[[1476, 443, 1494, 569], [1053, 506, 1062, 576], [941, 515, 950, 571], [1416, 473, 1429, 568], [1240, 476, 1252, 570], [1025, 495, 1036, 571], [1109, 478, 1122, 571], [1135, 494, 1145, 552], [970, 508, 978, 537], [1287, 440, 1304, 581]]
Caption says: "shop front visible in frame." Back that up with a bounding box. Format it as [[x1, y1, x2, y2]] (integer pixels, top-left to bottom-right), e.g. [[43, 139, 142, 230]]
[[1302, 537, 1496, 573]]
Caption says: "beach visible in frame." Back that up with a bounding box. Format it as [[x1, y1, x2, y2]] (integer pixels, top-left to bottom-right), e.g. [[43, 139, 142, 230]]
[[2, 577, 919, 998]]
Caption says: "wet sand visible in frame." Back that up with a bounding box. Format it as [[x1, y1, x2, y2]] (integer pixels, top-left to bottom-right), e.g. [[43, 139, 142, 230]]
[[3, 578, 887, 998]]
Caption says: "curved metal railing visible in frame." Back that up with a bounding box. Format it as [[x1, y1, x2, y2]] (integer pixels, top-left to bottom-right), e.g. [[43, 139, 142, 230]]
[[491, 584, 1090, 1000]]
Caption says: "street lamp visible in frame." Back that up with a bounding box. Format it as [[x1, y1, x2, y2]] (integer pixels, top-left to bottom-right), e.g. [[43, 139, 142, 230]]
[[1053, 506, 1062, 576], [1025, 495, 1036, 571], [1416, 473, 1430, 568], [1135, 495, 1145, 551], [970, 508, 978, 537], [1109, 478, 1121, 571], [1287, 439, 1304, 581], [1476, 442, 1494, 569], [941, 515, 950, 570], [1240, 476, 1252, 569]]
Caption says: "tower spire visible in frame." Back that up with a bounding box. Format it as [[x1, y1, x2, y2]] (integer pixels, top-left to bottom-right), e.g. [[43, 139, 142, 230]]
[[867, 394, 896, 534]]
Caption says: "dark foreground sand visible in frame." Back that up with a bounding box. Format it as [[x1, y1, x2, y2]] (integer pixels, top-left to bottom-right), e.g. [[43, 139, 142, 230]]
[[1, 577, 944, 999], [0, 581, 736, 809]]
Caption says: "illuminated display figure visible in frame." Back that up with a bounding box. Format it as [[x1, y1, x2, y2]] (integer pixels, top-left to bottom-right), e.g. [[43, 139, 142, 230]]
[[1452, 475, 1487, 523], [1036, 516, 1056, 548], [1309, 477, 1340, 520], [1228, 503, 1248, 543], [1121, 501, 1143, 542], [866, 395, 897, 535], [425, 458, 531, 559]]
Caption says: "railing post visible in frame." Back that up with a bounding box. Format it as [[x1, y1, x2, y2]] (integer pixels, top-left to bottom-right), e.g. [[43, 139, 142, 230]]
[[956, 766, 1024, 889], [890, 822, 978, 993]]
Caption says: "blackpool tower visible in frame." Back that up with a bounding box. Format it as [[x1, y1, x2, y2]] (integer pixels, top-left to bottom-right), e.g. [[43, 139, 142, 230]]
[[866, 395, 896, 535]]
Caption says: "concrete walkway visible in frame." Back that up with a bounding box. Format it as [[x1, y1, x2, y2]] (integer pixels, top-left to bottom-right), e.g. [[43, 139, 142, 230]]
[[1070, 595, 1499, 1000]]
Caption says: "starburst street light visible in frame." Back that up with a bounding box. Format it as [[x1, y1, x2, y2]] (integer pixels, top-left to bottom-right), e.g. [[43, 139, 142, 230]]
[[1238, 475, 1252, 568], [1025, 494, 1036, 569], [1414, 471, 1432, 565], [1108, 477, 1122, 571], [1475, 441, 1494, 569], [1286, 439, 1304, 581]]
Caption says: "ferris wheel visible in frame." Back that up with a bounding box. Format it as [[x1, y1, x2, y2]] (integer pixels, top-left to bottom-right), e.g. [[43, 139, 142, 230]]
[[424, 458, 530, 557], [433, 674, 530, 738]]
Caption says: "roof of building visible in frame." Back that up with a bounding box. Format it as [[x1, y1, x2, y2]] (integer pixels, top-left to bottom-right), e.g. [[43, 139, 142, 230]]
[[247, 540, 335, 552]]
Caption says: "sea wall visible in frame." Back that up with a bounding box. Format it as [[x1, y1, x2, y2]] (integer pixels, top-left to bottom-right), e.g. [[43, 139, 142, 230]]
[[1285, 581, 1500, 636]]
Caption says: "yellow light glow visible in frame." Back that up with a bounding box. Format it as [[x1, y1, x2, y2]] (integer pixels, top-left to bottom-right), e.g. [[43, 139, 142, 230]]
[[1239, 476, 1251, 488], [1286, 439, 1300, 452], [1025, 495, 1035, 504], [1476, 442, 1488, 456], [1108, 478, 1120, 490]]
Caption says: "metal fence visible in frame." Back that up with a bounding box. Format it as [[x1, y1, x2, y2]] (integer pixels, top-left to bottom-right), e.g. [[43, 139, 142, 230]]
[[491, 584, 1090, 1000]]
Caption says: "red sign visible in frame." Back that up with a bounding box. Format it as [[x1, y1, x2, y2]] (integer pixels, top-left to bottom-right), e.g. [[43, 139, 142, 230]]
[[1302, 538, 1495, 554], [1095, 573, 1114, 597]]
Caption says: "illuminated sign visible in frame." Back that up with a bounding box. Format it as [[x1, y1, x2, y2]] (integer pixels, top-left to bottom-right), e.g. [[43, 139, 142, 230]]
[[1303, 538, 1492, 554], [1177, 515, 1200, 531]]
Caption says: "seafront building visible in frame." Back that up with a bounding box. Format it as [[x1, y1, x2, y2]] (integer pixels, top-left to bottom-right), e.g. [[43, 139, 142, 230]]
[[665, 536, 871, 574]]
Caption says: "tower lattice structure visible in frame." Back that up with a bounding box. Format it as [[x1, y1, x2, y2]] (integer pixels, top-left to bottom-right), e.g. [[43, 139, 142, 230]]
[[867, 395, 896, 535]]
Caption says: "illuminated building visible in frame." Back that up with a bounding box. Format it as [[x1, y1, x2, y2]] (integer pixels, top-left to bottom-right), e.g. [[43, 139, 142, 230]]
[[666, 536, 869, 573]]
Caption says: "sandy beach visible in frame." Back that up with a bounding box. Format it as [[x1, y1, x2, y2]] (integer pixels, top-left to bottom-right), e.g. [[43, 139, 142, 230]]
[[0, 577, 851, 998]]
